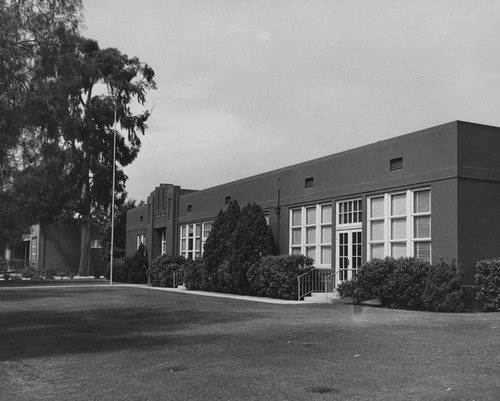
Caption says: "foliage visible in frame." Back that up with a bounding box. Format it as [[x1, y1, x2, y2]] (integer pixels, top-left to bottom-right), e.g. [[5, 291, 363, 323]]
[[225, 203, 273, 294], [337, 258, 394, 304], [42, 267, 57, 280], [201, 201, 274, 295], [183, 259, 209, 291], [247, 255, 314, 300], [474, 258, 500, 311], [202, 201, 241, 291], [338, 257, 465, 312], [20, 265, 40, 279], [147, 254, 187, 287], [126, 244, 148, 284], [98, 198, 136, 265], [422, 259, 464, 312], [379, 258, 430, 309], [104, 257, 128, 283]]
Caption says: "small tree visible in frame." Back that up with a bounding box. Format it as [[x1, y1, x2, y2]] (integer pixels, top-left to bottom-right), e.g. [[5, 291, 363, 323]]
[[202, 200, 241, 291]]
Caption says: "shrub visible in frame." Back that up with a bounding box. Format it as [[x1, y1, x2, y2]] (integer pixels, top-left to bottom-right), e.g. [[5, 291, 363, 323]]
[[380, 258, 430, 309], [474, 258, 500, 311], [42, 267, 58, 280], [104, 257, 129, 283], [183, 258, 209, 291], [338, 258, 394, 304], [247, 255, 314, 300], [338, 257, 465, 312], [422, 259, 464, 312], [147, 254, 187, 287], [127, 244, 148, 284], [20, 265, 39, 279]]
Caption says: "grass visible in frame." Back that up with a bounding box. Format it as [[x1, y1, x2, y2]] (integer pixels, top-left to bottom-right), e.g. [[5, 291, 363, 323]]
[[0, 284, 499, 401]]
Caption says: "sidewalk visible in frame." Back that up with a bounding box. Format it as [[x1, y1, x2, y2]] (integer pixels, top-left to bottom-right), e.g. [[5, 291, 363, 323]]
[[0, 280, 305, 304]]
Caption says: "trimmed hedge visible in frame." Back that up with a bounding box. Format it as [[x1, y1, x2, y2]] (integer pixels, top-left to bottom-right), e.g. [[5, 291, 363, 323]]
[[337, 257, 465, 312], [147, 254, 187, 287], [474, 258, 500, 311], [247, 255, 314, 300]]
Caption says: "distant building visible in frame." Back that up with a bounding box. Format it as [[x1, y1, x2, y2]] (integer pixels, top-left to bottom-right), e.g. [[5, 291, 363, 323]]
[[4, 223, 104, 276], [126, 121, 500, 300]]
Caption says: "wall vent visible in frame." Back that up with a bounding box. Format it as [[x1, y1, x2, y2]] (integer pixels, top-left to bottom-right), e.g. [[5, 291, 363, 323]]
[[390, 157, 403, 171], [187, 204, 192, 212], [225, 196, 231, 205], [305, 177, 314, 189]]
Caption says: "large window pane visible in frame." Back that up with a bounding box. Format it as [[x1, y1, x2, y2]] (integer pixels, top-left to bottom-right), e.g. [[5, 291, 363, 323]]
[[370, 197, 384, 218], [391, 243, 406, 259], [414, 190, 430, 213], [370, 220, 384, 241], [321, 205, 332, 224], [306, 246, 316, 260], [292, 209, 301, 226], [306, 207, 316, 225], [291, 228, 302, 245], [414, 216, 431, 238], [415, 242, 431, 262], [371, 244, 384, 259], [321, 226, 332, 243], [321, 246, 332, 264], [391, 218, 406, 240], [391, 193, 406, 216], [306, 227, 316, 244]]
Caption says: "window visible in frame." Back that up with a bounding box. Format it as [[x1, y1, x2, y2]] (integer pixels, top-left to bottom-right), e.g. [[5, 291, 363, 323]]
[[139, 216, 143, 222], [90, 240, 101, 249], [180, 224, 201, 259], [136, 234, 145, 250], [31, 237, 38, 262], [337, 199, 362, 226], [367, 189, 431, 262], [390, 157, 403, 171], [161, 230, 166, 254], [263, 212, 269, 226], [305, 177, 314, 189], [202, 221, 213, 252], [289, 203, 332, 267]]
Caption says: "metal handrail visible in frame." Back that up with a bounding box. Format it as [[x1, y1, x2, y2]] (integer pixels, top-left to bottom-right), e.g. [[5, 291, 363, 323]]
[[173, 268, 185, 288], [297, 268, 332, 300]]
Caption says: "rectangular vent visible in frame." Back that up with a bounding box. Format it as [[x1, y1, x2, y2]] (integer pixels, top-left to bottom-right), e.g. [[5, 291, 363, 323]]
[[187, 204, 192, 212], [390, 157, 403, 171], [225, 196, 231, 205], [305, 177, 314, 189]]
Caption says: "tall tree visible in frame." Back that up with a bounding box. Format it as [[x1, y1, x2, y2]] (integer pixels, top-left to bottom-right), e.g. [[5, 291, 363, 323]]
[[45, 37, 156, 275], [0, 0, 82, 250]]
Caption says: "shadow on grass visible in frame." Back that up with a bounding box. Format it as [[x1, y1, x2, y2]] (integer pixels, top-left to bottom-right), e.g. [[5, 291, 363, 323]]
[[0, 288, 260, 361]]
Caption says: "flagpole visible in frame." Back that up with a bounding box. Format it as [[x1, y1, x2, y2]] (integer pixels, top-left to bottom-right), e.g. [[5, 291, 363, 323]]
[[110, 105, 117, 286]]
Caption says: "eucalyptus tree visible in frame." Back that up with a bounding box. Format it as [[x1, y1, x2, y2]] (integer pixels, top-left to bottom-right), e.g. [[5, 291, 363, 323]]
[[52, 38, 156, 275]]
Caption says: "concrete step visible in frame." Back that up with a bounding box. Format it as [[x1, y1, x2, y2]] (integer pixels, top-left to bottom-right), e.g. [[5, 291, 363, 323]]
[[302, 290, 341, 303]]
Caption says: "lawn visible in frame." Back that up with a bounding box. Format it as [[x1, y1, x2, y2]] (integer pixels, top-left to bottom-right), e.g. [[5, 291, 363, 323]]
[[0, 284, 499, 401]]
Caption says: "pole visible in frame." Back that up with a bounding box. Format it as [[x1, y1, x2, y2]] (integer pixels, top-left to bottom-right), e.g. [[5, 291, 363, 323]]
[[110, 106, 117, 286]]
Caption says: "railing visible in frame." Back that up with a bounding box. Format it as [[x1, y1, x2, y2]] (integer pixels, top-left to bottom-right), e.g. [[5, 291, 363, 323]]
[[297, 268, 332, 300], [298, 268, 359, 301], [173, 268, 185, 288]]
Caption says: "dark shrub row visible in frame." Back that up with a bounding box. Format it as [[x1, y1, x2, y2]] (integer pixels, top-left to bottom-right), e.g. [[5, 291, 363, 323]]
[[183, 254, 313, 300], [474, 258, 500, 311], [337, 257, 465, 312], [104, 244, 148, 284]]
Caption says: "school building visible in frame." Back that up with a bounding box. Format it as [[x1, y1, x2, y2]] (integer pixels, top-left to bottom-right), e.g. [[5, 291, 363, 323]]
[[126, 121, 500, 298]]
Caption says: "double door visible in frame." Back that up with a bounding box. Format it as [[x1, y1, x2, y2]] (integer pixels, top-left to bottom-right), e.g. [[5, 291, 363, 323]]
[[336, 229, 362, 283]]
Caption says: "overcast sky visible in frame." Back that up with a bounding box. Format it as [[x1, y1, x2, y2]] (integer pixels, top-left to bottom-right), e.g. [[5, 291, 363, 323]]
[[83, 0, 500, 202]]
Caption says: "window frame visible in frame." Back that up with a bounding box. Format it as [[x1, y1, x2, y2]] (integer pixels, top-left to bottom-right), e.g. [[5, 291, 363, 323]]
[[367, 188, 431, 262]]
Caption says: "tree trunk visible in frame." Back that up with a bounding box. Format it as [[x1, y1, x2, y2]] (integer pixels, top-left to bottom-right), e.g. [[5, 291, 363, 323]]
[[78, 212, 91, 276]]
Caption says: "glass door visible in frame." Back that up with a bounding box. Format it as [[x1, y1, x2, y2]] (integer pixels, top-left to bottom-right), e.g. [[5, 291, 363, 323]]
[[336, 229, 362, 284]]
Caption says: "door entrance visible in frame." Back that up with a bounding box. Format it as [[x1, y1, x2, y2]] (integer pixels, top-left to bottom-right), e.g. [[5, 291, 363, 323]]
[[336, 229, 362, 284]]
